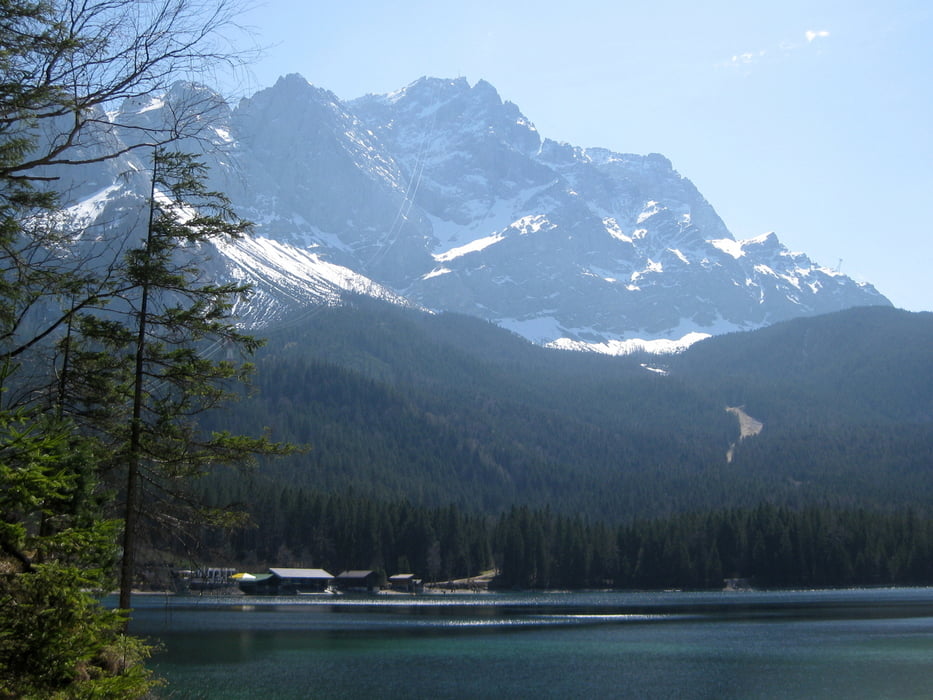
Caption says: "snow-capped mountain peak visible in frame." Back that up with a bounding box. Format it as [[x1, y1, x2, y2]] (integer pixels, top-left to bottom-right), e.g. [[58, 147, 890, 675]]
[[53, 76, 890, 351]]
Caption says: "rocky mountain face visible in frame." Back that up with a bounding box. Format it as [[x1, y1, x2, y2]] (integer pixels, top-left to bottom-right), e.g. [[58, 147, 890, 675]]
[[57, 75, 889, 350]]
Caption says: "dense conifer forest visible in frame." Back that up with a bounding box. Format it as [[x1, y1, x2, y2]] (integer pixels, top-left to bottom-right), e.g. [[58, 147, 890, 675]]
[[210, 301, 932, 514], [182, 300, 933, 590], [190, 483, 933, 591]]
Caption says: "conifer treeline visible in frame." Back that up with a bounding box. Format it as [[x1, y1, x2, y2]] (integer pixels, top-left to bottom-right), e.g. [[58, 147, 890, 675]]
[[189, 304, 933, 591], [199, 485, 933, 590], [203, 303, 933, 522], [502, 504, 933, 590], [202, 486, 492, 583]]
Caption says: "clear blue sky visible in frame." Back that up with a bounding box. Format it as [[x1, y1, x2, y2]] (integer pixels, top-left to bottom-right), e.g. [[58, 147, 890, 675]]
[[235, 0, 932, 312]]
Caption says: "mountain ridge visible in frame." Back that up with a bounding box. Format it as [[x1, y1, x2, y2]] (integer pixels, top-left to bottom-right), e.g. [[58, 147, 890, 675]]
[[211, 302, 932, 519], [55, 74, 890, 351]]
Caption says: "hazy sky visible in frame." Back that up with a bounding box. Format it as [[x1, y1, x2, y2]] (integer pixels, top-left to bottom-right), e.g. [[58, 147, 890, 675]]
[[235, 0, 932, 312]]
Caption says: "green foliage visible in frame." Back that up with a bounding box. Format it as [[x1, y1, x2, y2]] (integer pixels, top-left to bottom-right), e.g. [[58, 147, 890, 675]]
[[211, 301, 931, 523], [196, 476, 933, 593], [0, 0, 267, 696], [188, 302, 932, 595], [0, 565, 158, 699], [0, 408, 114, 568], [51, 148, 295, 609], [0, 408, 158, 698], [208, 484, 491, 582], [0, 1, 162, 688], [0, 0, 76, 186], [672, 306, 933, 425]]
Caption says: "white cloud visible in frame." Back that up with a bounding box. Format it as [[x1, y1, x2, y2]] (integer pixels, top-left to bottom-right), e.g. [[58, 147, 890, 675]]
[[730, 50, 766, 65], [721, 30, 831, 71], [805, 30, 830, 43]]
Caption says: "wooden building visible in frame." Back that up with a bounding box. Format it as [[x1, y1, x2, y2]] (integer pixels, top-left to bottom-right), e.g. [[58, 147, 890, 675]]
[[334, 570, 380, 592], [237, 567, 334, 595], [388, 573, 423, 593]]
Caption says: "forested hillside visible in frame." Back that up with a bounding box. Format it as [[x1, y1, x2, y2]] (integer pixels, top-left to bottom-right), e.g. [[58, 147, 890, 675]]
[[188, 300, 933, 585], [211, 298, 737, 517], [209, 301, 932, 516], [192, 486, 933, 591], [671, 306, 933, 425]]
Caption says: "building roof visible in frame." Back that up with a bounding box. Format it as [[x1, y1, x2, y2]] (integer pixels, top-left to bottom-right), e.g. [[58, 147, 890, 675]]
[[244, 573, 275, 583], [336, 570, 376, 579], [269, 567, 334, 579], [388, 573, 416, 581]]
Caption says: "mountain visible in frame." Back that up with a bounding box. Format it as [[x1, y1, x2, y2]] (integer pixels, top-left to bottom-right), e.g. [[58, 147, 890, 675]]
[[54, 75, 890, 350], [210, 302, 932, 519]]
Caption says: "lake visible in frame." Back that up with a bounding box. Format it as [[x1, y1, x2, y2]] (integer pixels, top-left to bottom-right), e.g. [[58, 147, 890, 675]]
[[128, 587, 933, 699]]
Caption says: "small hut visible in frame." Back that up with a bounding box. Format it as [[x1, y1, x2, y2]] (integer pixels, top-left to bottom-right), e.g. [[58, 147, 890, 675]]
[[334, 570, 380, 592], [388, 573, 423, 593]]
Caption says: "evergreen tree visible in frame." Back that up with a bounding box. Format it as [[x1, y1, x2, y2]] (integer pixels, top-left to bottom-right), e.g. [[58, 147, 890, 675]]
[[0, 0, 261, 695], [0, 407, 158, 697], [62, 149, 292, 611]]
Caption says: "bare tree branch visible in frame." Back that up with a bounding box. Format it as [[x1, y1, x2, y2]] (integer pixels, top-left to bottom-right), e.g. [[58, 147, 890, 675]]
[[1, 0, 260, 182]]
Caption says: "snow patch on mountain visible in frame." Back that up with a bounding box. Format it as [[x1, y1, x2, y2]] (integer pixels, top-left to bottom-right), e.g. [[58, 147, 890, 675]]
[[512, 214, 555, 236], [547, 332, 712, 356], [710, 238, 741, 258], [637, 201, 663, 223], [423, 266, 451, 280], [543, 312, 761, 355], [59, 184, 124, 231], [603, 217, 632, 243], [216, 235, 410, 325], [423, 180, 559, 251], [434, 232, 504, 262], [47, 75, 892, 355]]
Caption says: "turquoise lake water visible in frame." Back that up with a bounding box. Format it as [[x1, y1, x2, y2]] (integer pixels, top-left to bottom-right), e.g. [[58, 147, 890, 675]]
[[128, 587, 933, 699]]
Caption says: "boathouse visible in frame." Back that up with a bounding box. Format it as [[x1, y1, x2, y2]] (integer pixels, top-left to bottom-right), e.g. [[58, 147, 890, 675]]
[[238, 567, 334, 595], [388, 573, 423, 593], [334, 570, 380, 592]]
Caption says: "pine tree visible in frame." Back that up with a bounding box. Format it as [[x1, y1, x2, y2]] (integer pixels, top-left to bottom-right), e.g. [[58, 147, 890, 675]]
[[60, 149, 292, 611], [0, 406, 159, 697], [0, 1, 263, 695]]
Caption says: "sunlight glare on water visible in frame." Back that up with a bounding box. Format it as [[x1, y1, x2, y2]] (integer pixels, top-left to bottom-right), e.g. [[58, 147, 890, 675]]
[[130, 588, 933, 700]]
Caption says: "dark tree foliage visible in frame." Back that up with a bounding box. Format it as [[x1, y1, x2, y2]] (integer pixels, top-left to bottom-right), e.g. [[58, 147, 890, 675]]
[[0, 1, 261, 696], [65, 149, 289, 612], [199, 482, 492, 584], [0, 408, 158, 697], [192, 476, 933, 592], [206, 300, 933, 524]]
